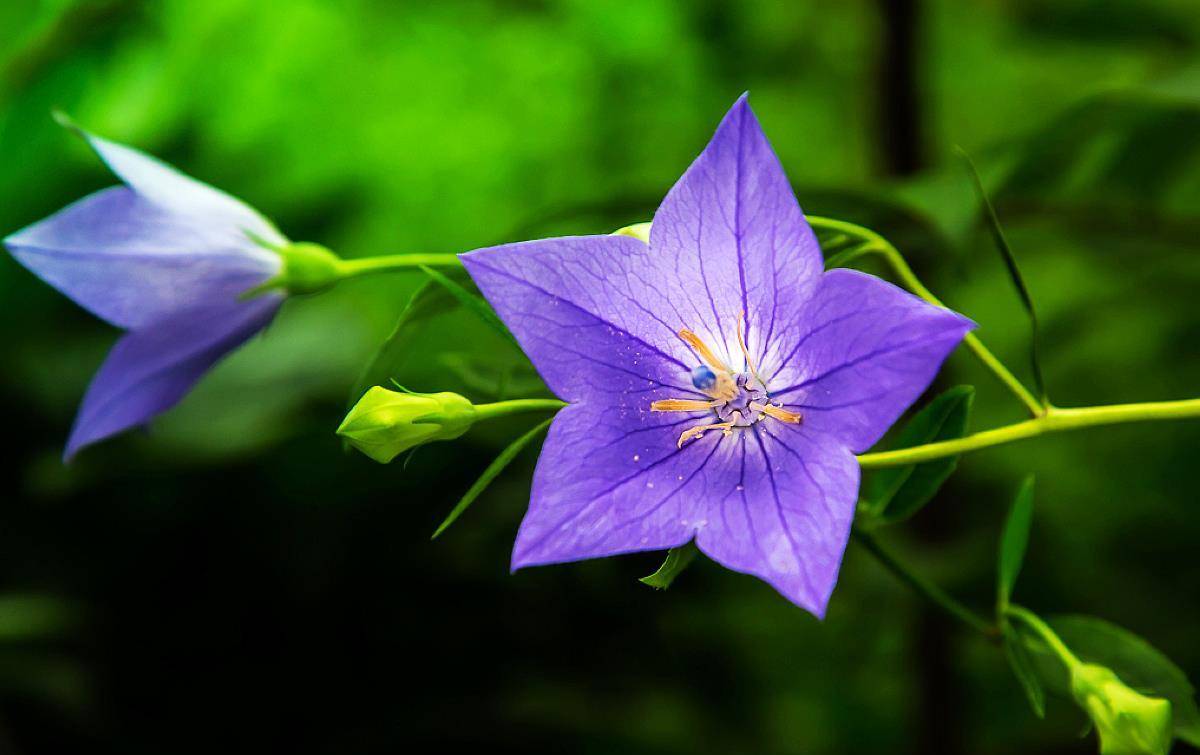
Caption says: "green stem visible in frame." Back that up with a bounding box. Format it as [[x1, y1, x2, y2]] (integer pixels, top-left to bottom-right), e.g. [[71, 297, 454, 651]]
[[857, 398, 1200, 469], [472, 398, 566, 423], [1006, 604, 1080, 667], [335, 253, 461, 279], [852, 528, 998, 638], [807, 216, 1045, 418]]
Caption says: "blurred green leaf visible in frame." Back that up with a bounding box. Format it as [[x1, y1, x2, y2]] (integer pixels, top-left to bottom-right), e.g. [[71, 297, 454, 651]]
[[998, 475, 1035, 611], [431, 416, 553, 540], [347, 277, 462, 407], [959, 150, 1048, 406], [419, 264, 518, 348], [1004, 623, 1046, 718], [1020, 615, 1200, 744], [0, 595, 85, 712], [890, 151, 1021, 255], [0, 652, 88, 711], [348, 272, 541, 409], [1001, 88, 1200, 211], [864, 386, 975, 524], [640, 542, 699, 590], [808, 186, 957, 269], [434, 352, 543, 400], [0, 595, 78, 642]]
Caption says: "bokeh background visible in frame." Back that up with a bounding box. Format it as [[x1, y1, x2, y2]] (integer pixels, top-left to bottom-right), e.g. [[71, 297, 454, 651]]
[[1, 0, 1198, 752]]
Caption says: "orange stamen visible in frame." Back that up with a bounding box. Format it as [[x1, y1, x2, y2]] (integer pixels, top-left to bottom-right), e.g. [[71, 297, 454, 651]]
[[736, 311, 762, 381], [677, 421, 735, 448], [679, 329, 730, 374], [751, 401, 802, 424], [651, 399, 719, 412]]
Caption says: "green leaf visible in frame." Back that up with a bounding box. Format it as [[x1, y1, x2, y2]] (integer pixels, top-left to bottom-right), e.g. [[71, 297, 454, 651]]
[[1004, 623, 1046, 718], [434, 353, 544, 400], [349, 268, 543, 417], [418, 264, 519, 348], [347, 277, 461, 408], [958, 150, 1048, 407], [639, 542, 700, 590], [430, 417, 554, 540], [865, 386, 975, 524], [1020, 615, 1200, 744], [0, 595, 79, 642], [997, 475, 1035, 611]]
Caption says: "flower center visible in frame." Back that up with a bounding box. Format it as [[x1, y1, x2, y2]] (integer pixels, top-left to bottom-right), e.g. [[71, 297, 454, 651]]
[[650, 315, 801, 447], [715, 373, 768, 427]]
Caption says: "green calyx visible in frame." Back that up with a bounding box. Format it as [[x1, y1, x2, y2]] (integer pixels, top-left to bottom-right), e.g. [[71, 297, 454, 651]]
[[240, 233, 344, 298], [273, 241, 343, 295], [338, 386, 476, 464], [1071, 664, 1173, 755]]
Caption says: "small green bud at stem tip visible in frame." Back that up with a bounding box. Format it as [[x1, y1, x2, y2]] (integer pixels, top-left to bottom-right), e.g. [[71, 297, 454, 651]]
[[274, 242, 343, 295], [338, 391, 564, 464], [1007, 606, 1173, 755], [1071, 664, 1173, 755], [338, 387, 476, 464]]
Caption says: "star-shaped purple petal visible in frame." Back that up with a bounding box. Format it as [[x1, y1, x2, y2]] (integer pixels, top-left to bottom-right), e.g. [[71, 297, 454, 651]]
[[4, 124, 284, 459], [462, 95, 974, 614]]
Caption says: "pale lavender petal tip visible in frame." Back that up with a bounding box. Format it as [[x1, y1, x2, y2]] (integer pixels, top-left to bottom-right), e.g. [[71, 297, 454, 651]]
[[76, 126, 286, 246], [5, 186, 280, 329]]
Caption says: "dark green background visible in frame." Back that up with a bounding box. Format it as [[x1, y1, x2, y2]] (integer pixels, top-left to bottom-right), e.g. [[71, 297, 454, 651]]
[[1, 0, 1198, 752]]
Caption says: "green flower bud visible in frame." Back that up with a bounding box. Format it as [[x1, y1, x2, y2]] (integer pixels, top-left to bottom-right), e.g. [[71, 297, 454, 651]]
[[1071, 663, 1173, 755], [275, 241, 343, 295], [240, 235, 345, 298], [338, 387, 477, 464], [612, 222, 651, 243]]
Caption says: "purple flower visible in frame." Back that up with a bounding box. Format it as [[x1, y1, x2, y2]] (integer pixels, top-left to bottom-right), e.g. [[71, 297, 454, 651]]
[[461, 96, 974, 615], [4, 124, 285, 459]]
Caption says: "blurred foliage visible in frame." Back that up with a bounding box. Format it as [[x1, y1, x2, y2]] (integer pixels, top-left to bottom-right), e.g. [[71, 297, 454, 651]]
[[2, 0, 1200, 753]]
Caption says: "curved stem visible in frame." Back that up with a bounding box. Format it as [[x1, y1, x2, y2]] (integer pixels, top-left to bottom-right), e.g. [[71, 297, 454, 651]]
[[1006, 604, 1080, 668], [472, 398, 566, 423], [857, 398, 1200, 468], [335, 253, 461, 279], [807, 216, 1045, 418], [852, 528, 998, 638]]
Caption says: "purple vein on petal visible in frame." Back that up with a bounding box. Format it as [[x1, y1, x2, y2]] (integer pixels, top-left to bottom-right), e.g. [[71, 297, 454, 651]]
[[751, 426, 822, 602], [611, 439, 721, 534], [466, 258, 692, 373], [516, 440, 704, 562], [769, 334, 941, 400]]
